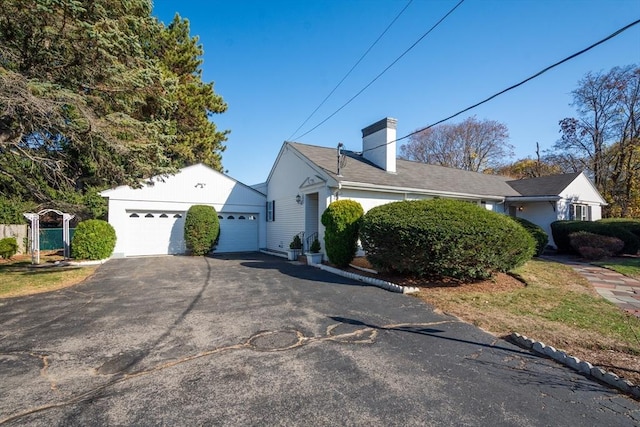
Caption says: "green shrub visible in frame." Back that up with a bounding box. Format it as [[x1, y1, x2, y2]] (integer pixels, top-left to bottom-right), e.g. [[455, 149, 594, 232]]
[[0, 237, 18, 259], [184, 205, 219, 256], [360, 199, 535, 281], [321, 200, 364, 267], [512, 217, 548, 256], [289, 234, 302, 250], [597, 218, 640, 239], [310, 238, 321, 253], [551, 221, 639, 255], [569, 231, 624, 260], [71, 220, 116, 260]]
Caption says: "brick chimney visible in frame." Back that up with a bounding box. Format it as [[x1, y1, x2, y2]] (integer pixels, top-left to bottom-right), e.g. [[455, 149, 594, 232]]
[[362, 117, 397, 173]]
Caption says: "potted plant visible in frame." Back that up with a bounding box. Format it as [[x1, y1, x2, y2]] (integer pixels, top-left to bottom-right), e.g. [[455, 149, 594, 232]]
[[306, 238, 323, 265], [287, 234, 302, 260]]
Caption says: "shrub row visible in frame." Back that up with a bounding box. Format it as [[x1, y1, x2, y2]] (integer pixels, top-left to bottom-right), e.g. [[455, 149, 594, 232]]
[[321, 200, 363, 267], [360, 199, 535, 281], [551, 220, 639, 255]]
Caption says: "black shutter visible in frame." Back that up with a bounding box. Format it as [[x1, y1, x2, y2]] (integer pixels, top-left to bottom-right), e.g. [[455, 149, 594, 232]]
[[272, 200, 275, 221]]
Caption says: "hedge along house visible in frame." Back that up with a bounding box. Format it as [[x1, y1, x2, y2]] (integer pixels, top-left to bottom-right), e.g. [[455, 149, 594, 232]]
[[264, 117, 607, 256], [101, 164, 266, 257]]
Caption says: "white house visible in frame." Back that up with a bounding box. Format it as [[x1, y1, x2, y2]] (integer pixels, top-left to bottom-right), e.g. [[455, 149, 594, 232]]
[[101, 164, 266, 257], [263, 117, 607, 255], [101, 117, 606, 258]]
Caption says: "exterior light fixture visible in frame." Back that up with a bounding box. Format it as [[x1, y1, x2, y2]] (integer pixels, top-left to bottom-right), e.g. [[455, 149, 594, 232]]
[[518, 206, 524, 211], [195, 183, 206, 188], [296, 194, 303, 205]]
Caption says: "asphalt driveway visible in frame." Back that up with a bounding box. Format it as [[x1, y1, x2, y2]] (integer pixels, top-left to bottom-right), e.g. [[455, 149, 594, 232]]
[[0, 253, 638, 426]]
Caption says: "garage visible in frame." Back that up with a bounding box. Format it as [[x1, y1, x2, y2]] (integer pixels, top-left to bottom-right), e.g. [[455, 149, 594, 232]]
[[101, 164, 266, 257], [216, 213, 259, 252]]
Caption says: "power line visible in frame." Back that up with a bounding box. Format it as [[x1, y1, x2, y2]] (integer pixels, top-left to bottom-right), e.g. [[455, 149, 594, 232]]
[[361, 17, 640, 155], [292, 0, 465, 141], [287, 0, 414, 141]]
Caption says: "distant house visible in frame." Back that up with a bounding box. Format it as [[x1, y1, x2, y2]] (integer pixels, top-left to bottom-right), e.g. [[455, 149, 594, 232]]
[[101, 118, 606, 258], [263, 118, 606, 256]]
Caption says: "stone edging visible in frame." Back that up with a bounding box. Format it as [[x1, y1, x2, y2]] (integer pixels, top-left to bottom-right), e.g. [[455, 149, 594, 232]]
[[313, 263, 419, 294], [509, 333, 640, 399]]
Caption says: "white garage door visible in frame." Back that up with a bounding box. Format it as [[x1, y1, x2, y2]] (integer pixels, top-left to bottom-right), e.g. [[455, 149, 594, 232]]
[[125, 210, 258, 256], [215, 213, 259, 253], [126, 211, 186, 256]]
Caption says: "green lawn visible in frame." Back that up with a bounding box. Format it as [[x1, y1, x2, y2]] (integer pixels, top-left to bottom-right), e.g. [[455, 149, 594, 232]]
[[0, 255, 97, 298], [594, 257, 640, 279]]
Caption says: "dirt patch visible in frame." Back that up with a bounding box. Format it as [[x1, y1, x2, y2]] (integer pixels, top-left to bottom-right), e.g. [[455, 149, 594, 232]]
[[345, 257, 640, 389]]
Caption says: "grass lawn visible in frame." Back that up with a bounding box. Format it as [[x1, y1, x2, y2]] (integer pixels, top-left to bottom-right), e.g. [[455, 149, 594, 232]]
[[0, 253, 98, 299], [351, 257, 640, 386], [593, 257, 640, 279]]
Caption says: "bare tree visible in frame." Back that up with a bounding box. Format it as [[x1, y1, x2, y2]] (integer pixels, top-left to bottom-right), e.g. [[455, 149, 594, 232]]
[[399, 116, 513, 172], [555, 65, 640, 217]]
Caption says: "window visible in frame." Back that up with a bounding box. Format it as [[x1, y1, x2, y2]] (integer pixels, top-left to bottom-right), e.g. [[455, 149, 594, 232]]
[[267, 200, 275, 222], [248, 215, 256, 220], [145, 213, 154, 218], [571, 204, 591, 221], [159, 213, 168, 218], [227, 215, 235, 220], [239, 215, 246, 220], [218, 215, 223, 219], [129, 213, 139, 218], [173, 213, 182, 218]]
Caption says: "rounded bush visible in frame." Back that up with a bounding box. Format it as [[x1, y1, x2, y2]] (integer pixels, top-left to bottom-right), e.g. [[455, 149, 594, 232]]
[[184, 205, 219, 256], [551, 220, 639, 255], [512, 217, 548, 256], [321, 200, 364, 267], [71, 220, 116, 260], [360, 199, 535, 281], [0, 237, 18, 259], [569, 231, 624, 260]]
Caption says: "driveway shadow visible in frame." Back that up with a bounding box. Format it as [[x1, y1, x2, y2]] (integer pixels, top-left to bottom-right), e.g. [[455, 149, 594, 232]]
[[210, 252, 369, 287]]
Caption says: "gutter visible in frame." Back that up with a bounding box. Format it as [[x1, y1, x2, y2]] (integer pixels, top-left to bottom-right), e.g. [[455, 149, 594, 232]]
[[338, 180, 507, 202]]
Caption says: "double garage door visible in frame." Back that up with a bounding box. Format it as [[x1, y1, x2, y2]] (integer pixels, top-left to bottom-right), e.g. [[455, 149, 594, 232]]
[[126, 210, 258, 256]]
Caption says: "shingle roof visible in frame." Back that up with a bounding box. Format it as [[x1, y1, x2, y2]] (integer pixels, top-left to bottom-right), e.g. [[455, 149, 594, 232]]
[[506, 172, 581, 196], [289, 142, 521, 197]]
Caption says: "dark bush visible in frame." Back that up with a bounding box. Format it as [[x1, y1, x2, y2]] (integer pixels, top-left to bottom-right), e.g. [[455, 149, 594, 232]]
[[569, 231, 624, 260], [512, 217, 548, 256], [71, 220, 116, 260], [597, 218, 640, 239], [551, 220, 639, 255], [310, 238, 321, 253], [360, 199, 535, 281], [289, 234, 302, 250], [0, 237, 18, 259], [184, 205, 219, 256], [321, 200, 364, 267]]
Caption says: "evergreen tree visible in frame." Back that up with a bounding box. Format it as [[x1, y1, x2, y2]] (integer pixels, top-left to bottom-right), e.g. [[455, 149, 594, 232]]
[[0, 0, 227, 218]]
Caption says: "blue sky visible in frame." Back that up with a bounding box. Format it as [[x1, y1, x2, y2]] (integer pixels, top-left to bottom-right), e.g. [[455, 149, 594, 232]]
[[152, 0, 640, 185]]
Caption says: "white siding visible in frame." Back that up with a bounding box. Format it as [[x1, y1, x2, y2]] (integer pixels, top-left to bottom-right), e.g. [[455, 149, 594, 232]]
[[103, 164, 266, 257], [515, 201, 559, 248], [266, 146, 329, 252]]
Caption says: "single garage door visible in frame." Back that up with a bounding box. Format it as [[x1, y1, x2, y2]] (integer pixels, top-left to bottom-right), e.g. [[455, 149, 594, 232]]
[[125, 210, 258, 256], [126, 211, 186, 256], [216, 213, 259, 252]]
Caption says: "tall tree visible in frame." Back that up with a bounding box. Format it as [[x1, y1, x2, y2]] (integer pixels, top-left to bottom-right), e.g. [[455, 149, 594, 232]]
[[554, 65, 640, 217], [399, 116, 513, 172], [0, 0, 227, 218]]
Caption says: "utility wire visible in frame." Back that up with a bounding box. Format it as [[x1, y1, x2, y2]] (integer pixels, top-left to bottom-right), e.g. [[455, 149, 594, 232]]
[[287, 0, 414, 141], [361, 17, 640, 155], [292, 0, 465, 141]]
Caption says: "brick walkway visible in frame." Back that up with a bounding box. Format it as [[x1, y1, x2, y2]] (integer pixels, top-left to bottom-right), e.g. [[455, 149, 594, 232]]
[[544, 255, 640, 318]]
